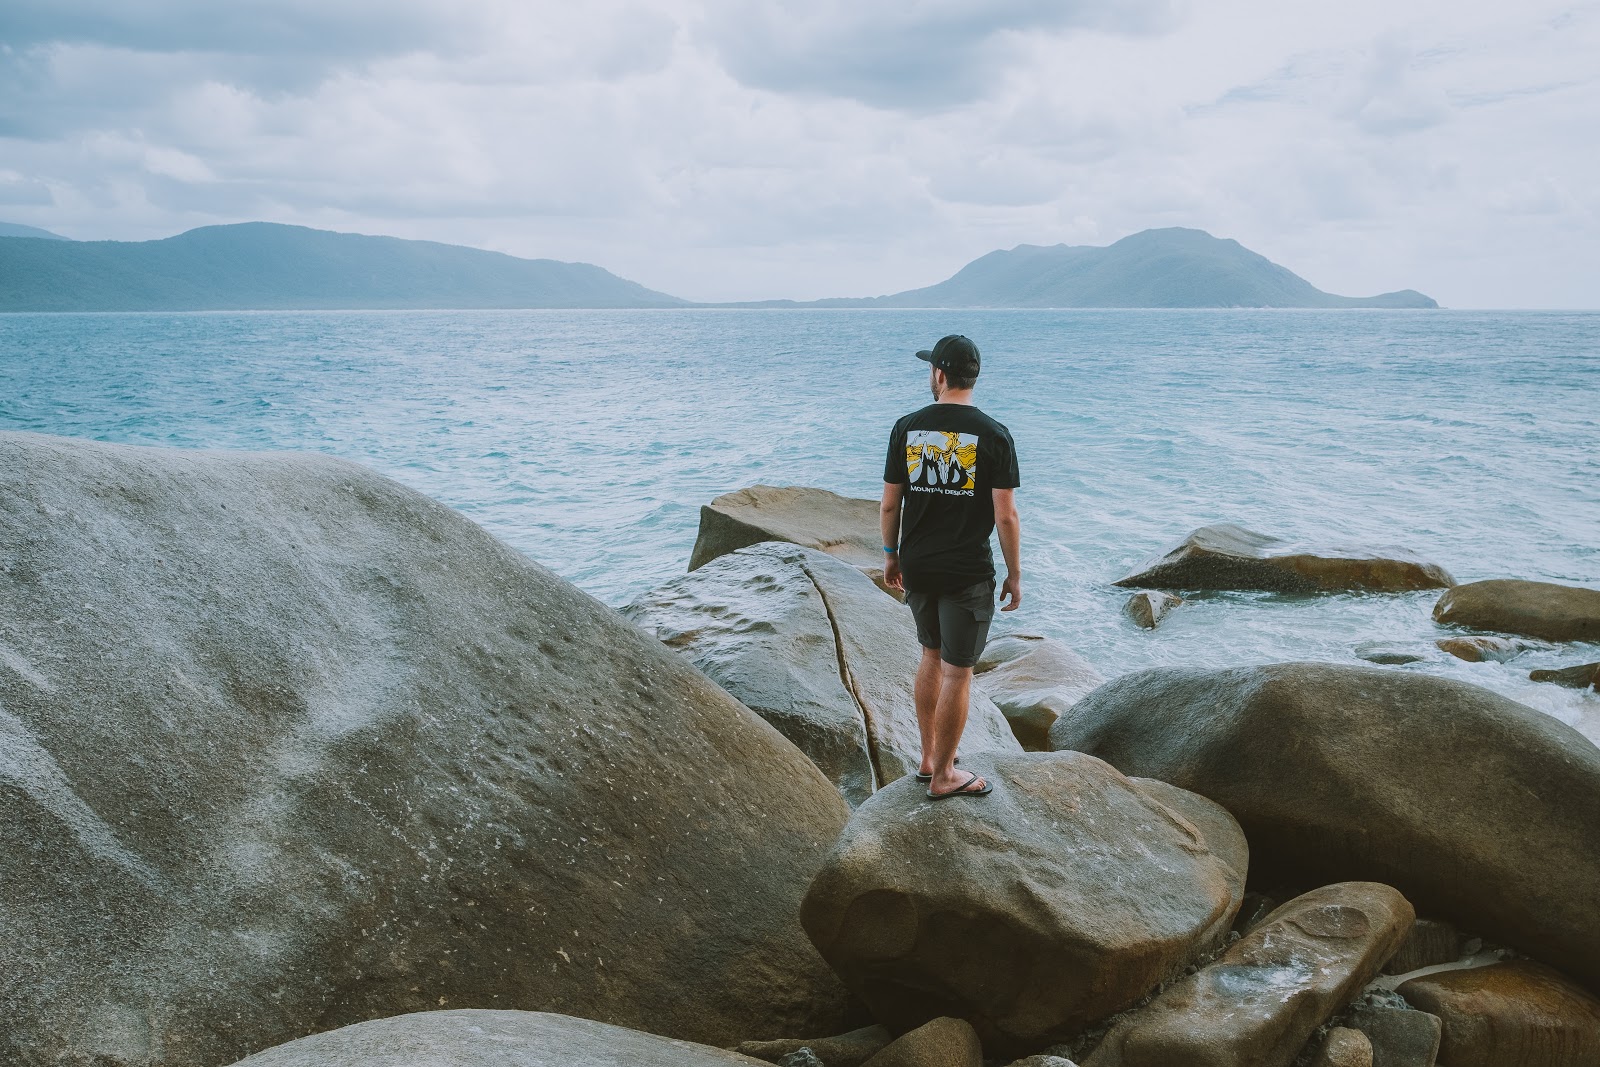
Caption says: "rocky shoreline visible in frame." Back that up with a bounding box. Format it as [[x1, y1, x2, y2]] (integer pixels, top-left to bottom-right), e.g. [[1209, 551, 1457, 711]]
[[2, 438, 1597, 1067]]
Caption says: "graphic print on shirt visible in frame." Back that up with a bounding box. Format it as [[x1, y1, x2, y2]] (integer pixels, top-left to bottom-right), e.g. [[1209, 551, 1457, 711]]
[[905, 430, 979, 495]]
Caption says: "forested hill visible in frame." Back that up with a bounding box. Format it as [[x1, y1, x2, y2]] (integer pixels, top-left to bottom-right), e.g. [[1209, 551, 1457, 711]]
[[0, 222, 687, 311], [744, 228, 1438, 309]]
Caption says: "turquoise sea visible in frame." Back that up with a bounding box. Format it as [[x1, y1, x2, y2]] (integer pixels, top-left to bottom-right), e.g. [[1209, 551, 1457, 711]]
[[3, 309, 1597, 739]]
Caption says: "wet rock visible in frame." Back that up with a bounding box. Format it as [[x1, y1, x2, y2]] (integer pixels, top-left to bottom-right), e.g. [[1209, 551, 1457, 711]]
[[1381, 919, 1460, 976], [779, 1051, 824, 1067], [1343, 1002, 1440, 1067], [224, 1010, 771, 1066], [1051, 662, 1600, 988], [1354, 642, 1428, 665], [860, 1017, 983, 1067], [972, 634, 1105, 750], [1123, 590, 1182, 629], [1530, 661, 1600, 690], [1307, 1028, 1374, 1067], [1114, 524, 1455, 594], [0, 432, 854, 1067], [1084, 883, 1414, 1067], [1434, 635, 1535, 663], [689, 484, 892, 593], [1398, 960, 1600, 1067], [1433, 578, 1600, 643], [800, 752, 1247, 1057], [626, 543, 1019, 805], [737, 1025, 893, 1067]]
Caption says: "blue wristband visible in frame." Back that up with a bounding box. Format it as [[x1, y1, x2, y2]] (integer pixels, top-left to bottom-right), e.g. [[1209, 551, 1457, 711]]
[[883, 545, 898, 554]]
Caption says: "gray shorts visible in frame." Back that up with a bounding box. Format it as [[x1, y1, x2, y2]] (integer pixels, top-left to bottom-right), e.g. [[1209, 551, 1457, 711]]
[[905, 578, 996, 668]]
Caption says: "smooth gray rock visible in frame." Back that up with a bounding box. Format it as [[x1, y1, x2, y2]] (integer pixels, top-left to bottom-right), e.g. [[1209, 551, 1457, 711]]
[[972, 634, 1105, 750], [1434, 578, 1600, 643], [1084, 883, 1414, 1067], [1343, 1003, 1440, 1067], [1114, 524, 1455, 594], [737, 1025, 893, 1067], [0, 431, 854, 1067], [801, 751, 1247, 1057], [1353, 642, 1428, 665], [1051, 662, 1600, 989], [688, 484, 892, 594], [627, 543, 1019, 805], [225, 1010, 770, 1066]]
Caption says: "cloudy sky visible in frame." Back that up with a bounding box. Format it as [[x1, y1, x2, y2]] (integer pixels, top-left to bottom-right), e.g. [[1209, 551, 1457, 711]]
[[1, 0, 1595, 305]]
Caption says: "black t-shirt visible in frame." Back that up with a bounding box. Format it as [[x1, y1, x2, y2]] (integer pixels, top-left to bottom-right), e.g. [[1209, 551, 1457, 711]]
[[883, 402, 1021, 593]]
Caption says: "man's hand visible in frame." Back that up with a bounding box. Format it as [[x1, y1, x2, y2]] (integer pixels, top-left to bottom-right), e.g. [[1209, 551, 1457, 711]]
[[999, 573, 1022, 611], [884, 554, 903, 591]]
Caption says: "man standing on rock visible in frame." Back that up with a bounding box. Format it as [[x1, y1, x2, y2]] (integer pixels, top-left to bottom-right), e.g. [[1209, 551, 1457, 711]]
[[881, 334, 1021, 799]]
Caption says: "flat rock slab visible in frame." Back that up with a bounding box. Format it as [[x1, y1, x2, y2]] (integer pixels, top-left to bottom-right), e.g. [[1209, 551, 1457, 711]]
[[861, 1017, 983, 1067], [1434, 578, 1600, 643], [735, 1025, 893, 1067], [1051, 662, 1600, 989], [1084, 883, 1414, 1067], [628, 543, 1019, 805], [689, 484, 890, 591], [801, 751, 1247, 1057], [0, 432, 854, 1067], [1530, 662, 1600, 690], [973, 634, 1105, 751], [227, 1010, 770, 1066], [1115, 524, 1455, 594], [1399, 961, 1600, 1067], [1354, 642, 1430, 665], [1123, 591, 1182, 629]]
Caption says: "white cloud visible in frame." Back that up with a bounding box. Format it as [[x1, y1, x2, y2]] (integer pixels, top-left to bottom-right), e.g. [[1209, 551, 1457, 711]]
[[0, 0, 1596, 305]]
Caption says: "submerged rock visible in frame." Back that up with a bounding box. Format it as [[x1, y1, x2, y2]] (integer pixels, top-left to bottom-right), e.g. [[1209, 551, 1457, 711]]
[[1353, 641, 1429, 665], [1083, 883, 1414, 1067], [1433, 578, 1600, 643], [1123, 590, 1182, 629], [800, 752, 1247, 1056], [626, 543, 1019, 805], [225, 1010, 770, 1066], [1434, 635, 1540, 663], [1050, 662, 1600, 988], [1114, 524, 1455, 594], [1398, 960, 1600, 1067], [689, 484, 892, 593], [1529, 661, 1600, 690], [0, 432, 854, 1067], [972, 634, 1105, 750]]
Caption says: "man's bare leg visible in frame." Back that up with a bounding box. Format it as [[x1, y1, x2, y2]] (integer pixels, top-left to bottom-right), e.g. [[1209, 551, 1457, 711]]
[[914, 646, 942, 776], [928, 660, 985, 795]]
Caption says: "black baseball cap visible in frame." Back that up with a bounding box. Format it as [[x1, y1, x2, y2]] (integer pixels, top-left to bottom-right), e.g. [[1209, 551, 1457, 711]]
[[916, 334, 981, 378]]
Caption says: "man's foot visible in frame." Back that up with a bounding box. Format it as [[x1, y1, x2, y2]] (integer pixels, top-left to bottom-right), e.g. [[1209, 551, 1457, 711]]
[[914, 756, 960, 782], [927, 770, 992, 799]]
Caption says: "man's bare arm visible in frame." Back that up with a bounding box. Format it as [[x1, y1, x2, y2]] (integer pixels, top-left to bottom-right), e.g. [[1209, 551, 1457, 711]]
[[993, 487, 1022, 610], [880, 481, 906, 590]]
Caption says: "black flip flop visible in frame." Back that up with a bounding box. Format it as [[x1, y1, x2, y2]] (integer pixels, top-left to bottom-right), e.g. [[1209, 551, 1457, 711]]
[[914, 757, 959, 782], [927, 770, 992, 800]]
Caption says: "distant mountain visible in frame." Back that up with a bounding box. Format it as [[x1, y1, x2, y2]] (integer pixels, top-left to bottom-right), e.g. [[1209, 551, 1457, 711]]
[[740, 228, 1437, 309], [0, 222, 685, 311], [0, 222, 69, 240]]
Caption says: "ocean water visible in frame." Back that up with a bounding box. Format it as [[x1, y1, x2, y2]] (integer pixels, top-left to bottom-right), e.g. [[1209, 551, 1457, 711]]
[[3, 308, 1597, 739]]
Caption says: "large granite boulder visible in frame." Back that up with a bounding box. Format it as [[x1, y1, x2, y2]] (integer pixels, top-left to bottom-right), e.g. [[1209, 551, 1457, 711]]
[[972, 635, 1105, 750], [1114, 524, 1455, 594], [800, 752, 1248, 1056], [1084, 883, 1414, 1067], [0, 432, 854, 1067], [1434, 578, 1600, 643], [1049, 662, 1600, 989], [626, 543, 1020, 805], [689, 485, 889, 590], [1398, 961, 1600, 1067], [226, 1010, 769, 1066]]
